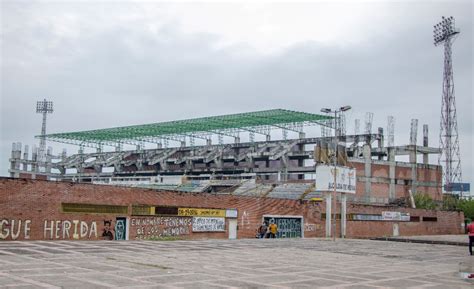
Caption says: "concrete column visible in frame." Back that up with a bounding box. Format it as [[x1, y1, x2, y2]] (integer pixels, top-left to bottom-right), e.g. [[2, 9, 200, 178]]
[[377, 127, 384, 160], [388, 148, 396, 200], [234, 137, 240, 144], [409, 146, 417, 195], [423, 124, 429, 165], [341, 193, 347, 238], [22, 145, 29, 171], [31, 146, 39, 174], [9, 142, 21, 178], [266, 135, 271, 142], [325, 192, 332, 238], [206, 139, 212, 146], [45, 148, 52, 174], [299, 132, 306, 139], [363, 144, 372, 202]]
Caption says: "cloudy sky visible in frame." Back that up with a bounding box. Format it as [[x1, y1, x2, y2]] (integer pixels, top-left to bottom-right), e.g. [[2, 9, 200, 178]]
[[1, 0, 472, 185]]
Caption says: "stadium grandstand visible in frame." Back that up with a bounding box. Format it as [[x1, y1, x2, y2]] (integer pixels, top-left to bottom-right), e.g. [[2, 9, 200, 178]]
[[9, 108, 443, 205]]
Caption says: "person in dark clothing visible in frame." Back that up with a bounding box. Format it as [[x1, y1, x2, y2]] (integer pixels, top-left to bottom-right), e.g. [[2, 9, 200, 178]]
[[257, 222, 267, 239]]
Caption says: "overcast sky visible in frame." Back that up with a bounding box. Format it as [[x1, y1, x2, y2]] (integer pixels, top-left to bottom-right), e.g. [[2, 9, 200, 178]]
[[1, 0, 472, 185]]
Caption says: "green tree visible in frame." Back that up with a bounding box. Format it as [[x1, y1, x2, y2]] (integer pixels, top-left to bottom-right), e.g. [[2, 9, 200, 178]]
[[458, 199, 474, 221], [413, 193, 437, 210], [442, 194, 460, 211]]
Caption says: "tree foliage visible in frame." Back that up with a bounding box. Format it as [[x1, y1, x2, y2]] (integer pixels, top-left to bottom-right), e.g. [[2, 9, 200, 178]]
[[413, 193, 437, 210], [413, 193, 474, 221], [458, 199, 474, 221]]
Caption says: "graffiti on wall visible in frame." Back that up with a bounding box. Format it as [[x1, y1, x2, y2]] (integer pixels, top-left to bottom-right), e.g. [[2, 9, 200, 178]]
[[304, 223, 316, 232], [241, 211, 251, 229], [192, 217, 225, 232], [0, 219, 32, 240], [264, 217, 302, 238], [130, 217, 192, 240], [115, 218, 126, 240], [102, 220, 114, 240], [44, 220, 98, 239]]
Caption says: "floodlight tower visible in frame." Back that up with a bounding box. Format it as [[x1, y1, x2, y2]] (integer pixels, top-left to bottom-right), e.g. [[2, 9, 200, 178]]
[[36, 99, 53, 162], [433, 16, 462, 193]]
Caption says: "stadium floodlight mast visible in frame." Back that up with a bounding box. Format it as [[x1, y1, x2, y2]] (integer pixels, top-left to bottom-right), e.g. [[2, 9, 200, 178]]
[[433, 16, 463, 196], [320, 105, 351, 241], [36, 99, 54, 162]]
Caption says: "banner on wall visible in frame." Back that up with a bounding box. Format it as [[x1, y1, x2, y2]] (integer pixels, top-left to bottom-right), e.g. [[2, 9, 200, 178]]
[[192, 217, 225, 232], [178, 208, 226, 217], [382, 211, 410, 221], [315, 165, 356, 194]]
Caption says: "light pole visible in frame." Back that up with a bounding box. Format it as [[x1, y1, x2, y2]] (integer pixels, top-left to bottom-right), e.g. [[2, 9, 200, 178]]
[[321, 105, 351, 241]]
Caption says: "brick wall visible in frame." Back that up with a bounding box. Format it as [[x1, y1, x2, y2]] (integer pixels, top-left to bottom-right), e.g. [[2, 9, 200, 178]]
[[0, 178, 463, 241]]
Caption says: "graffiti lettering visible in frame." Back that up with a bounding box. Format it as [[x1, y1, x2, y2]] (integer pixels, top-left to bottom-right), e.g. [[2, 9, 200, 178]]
[[304, 223, 316, 232], [130, 217, 192, 240], [241, 211, 250, 229], [43, 220, 98, 240], [0, 219, 31, 240], [192, 217, 225, 232]]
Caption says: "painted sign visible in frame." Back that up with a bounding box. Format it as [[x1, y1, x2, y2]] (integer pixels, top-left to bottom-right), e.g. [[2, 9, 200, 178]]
[[382, 211, 410, 221], [225, 209, 238, 218], [130, 217, 192, 240], [192, 217, 225, 232], [263, 217, 302, 238], [315, 165, 356, 194], [178, 208, 226, 217]]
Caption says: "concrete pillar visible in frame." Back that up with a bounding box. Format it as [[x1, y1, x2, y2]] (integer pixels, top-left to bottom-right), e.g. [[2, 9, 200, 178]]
[[9, 142, 21, 178], [341, 193, 347, 238], [266, 135, 271, 142], [281, 156, 288, 181], [299, 132, 306, 139], [325, 192, 332, 238], [409, 145, 417, 195], [363, 144, 372, 202], [234, 137, 240, 144], [423, 124, 429, 165], [388, 148, 396, 200], [377, 127, 384, 160], [45, 147, 52, 174], [206, 139, 212, 146], [22, 145, 29, 171]]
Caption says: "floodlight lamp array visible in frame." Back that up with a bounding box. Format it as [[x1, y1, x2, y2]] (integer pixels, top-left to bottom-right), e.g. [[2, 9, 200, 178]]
[[433, 16, 458, 46], [36, 99, 54, 113]]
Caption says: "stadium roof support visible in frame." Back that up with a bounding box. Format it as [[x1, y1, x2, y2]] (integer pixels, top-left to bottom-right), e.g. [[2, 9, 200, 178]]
[[39, 109, 332, 148]]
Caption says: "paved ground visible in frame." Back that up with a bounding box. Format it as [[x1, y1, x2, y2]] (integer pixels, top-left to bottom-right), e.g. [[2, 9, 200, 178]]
[[374, 234, 469, 246], [0, 238, 472, 289]]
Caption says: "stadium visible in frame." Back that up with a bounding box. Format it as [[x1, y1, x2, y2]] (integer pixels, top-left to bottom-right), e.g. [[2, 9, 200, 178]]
[[3, 108, 463, 241]]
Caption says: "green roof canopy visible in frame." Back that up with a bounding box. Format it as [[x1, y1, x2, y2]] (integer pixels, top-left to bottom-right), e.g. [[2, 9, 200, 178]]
[[41, 109, 332, 147]]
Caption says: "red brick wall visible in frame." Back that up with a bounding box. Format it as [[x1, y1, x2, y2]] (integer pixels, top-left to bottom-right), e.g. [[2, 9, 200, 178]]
[[0, 178, 463, 241]]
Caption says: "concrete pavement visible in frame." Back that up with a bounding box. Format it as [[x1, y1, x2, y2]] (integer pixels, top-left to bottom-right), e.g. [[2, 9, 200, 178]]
[[0, 238, 472, 288], [373, 234, 469, 246]]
